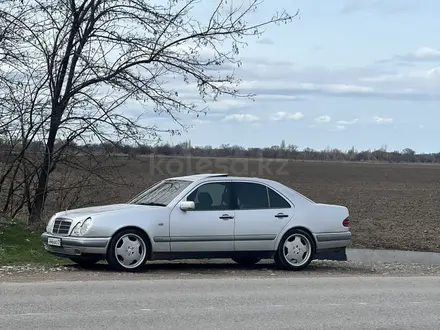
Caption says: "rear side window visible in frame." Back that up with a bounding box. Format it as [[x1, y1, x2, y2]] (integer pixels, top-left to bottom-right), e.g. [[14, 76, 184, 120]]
[[268, 188, 291, 208], [234, 182, 269, 209]]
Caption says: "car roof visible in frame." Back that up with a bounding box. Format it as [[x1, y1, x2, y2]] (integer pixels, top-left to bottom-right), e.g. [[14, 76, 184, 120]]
[[165, 173, 276, 185], [166, 173, 229, 182]]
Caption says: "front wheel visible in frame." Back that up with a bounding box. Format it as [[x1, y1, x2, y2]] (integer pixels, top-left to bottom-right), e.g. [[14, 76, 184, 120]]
[[274, 228, 315, 271], [106, 228, 149, 272]]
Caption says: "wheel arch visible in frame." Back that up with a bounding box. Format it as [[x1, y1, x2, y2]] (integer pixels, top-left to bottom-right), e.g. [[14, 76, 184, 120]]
[[277, 226, 317, 253], [108, 226, 153, 260]]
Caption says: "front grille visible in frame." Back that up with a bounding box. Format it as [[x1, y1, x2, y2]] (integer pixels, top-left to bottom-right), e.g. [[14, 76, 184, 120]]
[[52, 218, 72, 235]]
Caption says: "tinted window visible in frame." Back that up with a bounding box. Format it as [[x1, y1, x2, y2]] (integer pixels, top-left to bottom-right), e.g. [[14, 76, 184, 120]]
[[187, 182, 231, 210], [234, 182, 269, 209], [268, 188, 291, 208]]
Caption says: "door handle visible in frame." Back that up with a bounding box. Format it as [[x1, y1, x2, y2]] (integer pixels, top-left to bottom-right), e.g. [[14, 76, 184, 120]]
[[274, 213, 289, 218], [219, 214, 234, 220]]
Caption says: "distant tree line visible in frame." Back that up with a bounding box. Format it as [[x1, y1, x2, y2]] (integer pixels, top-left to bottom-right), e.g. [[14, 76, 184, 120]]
[[2, 139, 438, 164], [95, 141, 440, 163]]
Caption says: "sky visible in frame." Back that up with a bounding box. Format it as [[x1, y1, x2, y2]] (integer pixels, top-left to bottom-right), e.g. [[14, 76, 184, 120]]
[[135, 0, 440, 153]]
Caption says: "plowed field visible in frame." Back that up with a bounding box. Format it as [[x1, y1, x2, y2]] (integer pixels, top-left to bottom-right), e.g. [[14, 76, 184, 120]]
[[49, 156, 440, 253]]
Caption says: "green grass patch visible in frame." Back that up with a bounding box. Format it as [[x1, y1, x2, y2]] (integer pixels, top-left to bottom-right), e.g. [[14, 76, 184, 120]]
[[0, 221, 63, 265]]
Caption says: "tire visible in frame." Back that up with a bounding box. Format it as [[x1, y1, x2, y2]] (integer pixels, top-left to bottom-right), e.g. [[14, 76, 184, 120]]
[[106, 228, 150, 272], [69, 257, 100, 268], [274, 228, 315, 271], [231, 256, 262, 267]]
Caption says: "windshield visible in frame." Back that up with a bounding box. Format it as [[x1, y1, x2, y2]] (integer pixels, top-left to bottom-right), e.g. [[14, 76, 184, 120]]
[[128, 179, 192, 206]]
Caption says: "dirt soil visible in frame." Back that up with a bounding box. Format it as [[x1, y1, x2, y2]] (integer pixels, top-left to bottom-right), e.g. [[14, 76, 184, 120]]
[[45, 156, 440, 253]]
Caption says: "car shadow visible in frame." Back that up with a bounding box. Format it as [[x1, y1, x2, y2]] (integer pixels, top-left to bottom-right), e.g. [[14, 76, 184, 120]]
[[61, 259, 361, 274], [63, 261, 271, 272]]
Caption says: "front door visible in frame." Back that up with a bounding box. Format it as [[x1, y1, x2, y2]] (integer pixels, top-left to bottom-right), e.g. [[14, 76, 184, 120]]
[[169, 181, 234, 252], [232, 181, 293, 251]]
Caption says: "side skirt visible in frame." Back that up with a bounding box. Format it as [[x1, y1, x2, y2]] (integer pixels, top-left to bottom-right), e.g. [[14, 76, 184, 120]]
[[150, 251, 276, 261], [150, 247, 348, 262]]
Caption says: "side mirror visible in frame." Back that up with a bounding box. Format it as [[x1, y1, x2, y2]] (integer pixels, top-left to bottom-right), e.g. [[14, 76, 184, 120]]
[[179, 201, 195, 211]]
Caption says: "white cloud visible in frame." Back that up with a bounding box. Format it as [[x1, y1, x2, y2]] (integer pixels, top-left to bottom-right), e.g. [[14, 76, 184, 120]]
[[240, 81, 375, 95], [256, 37, 274, 45], [206, 99, 250, 110], [255, 95, 307, 102], [413, 47, 440, 60], [360, 66, 440, 83], [337, 118, 359, 125], [340, 0, 411, 15], [223, 113, 260, 122], [271, 111, 304, 121], [314, 115, 331, 123], [373, 116, 393, 124], [117, 46, 440, 133], [237, 79, 436, 101], [359, 73, 404, 83], [166, 59, 440, 108], [330, 125, 346, 131], [192, 119, 211, 124], [382, 47, 440, 64]]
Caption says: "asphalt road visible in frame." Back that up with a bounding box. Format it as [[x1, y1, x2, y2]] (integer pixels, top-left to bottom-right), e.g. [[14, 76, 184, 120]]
[[1, 276, 440, 329]]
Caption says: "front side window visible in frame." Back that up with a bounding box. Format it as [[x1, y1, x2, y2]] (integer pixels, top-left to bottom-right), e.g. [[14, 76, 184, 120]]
[[129, 179, 192, 206], [234, 182, 269, 209], [187, 182, 231, 210]]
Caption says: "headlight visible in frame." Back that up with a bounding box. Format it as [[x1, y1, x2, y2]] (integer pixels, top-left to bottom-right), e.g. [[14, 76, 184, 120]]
[[80, 218, 92, 235], [71, 217, 92, 236], [46, 215, 56, 232]]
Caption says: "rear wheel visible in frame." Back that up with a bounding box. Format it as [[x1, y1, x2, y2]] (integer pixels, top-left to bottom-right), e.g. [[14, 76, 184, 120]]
[[69, 257, 100, 268], [106, 228, 149, 272], [274, 228, 315, 271], [231, 257, 262, 267]]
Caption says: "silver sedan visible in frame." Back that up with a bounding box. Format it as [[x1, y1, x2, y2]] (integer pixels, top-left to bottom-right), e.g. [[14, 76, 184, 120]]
[[41, 173, 352, 271]]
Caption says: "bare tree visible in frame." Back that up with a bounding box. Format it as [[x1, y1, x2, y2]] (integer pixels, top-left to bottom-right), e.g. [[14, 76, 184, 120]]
[[0, 0, 297, 223]]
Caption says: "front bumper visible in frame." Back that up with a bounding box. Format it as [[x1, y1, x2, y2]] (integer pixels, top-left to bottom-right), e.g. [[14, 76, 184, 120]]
[[40, 232, 110, 258]]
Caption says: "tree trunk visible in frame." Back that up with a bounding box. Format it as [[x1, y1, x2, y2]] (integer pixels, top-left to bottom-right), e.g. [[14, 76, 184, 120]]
[[28, 113, 61, 224]]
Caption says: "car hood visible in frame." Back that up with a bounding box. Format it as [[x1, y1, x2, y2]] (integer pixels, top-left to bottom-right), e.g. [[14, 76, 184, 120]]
[[54, 203, 163, 220]]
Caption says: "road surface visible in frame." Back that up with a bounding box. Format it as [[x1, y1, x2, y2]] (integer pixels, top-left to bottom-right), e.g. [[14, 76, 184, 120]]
[[1, 276, 440, 329]]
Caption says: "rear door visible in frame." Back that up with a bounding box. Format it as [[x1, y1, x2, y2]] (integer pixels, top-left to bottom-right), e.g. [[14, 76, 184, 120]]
[[232, 181, 294, 251]]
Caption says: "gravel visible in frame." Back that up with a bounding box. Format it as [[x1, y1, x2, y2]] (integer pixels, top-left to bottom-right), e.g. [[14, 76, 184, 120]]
[[2, 259, 440, 282]]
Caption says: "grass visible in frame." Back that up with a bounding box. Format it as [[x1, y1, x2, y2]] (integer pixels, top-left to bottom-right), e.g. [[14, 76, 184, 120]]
[[0, 221, 63, 265]]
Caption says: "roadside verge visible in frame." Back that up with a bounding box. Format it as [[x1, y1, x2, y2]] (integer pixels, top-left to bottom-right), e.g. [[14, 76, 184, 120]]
[[347, 248, 440, 266]]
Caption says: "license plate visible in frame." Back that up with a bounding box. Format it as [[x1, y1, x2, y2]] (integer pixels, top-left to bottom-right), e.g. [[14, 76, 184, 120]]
[[47, 237, 61, 247]]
